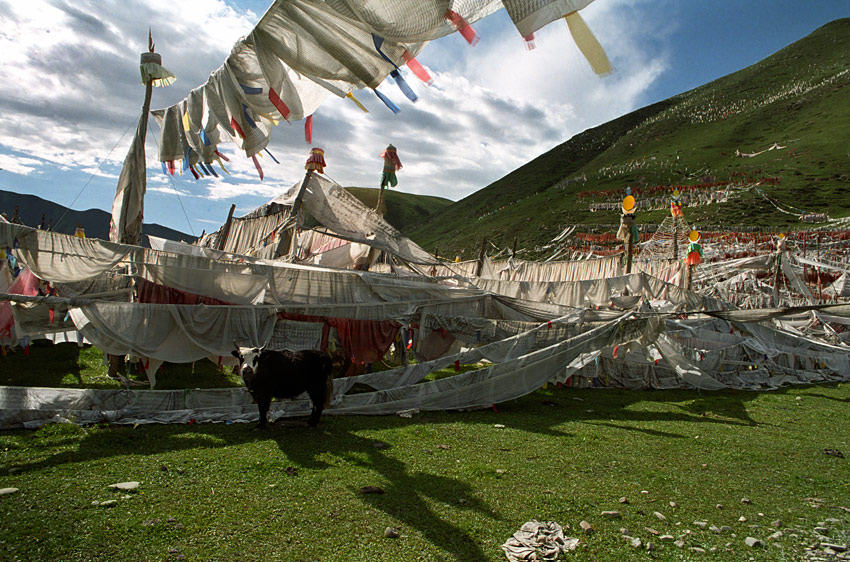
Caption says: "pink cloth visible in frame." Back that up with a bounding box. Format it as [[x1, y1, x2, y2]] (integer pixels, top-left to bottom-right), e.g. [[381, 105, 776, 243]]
[[0, 269, 40, 341]]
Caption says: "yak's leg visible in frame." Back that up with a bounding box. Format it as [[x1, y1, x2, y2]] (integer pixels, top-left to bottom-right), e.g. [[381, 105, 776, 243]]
[[256, 394, 272, 429], [306, 382, 326, 428]]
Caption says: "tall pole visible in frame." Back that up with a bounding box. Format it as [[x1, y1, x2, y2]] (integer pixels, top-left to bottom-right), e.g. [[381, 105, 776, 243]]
[[285, 169, 314, 259], [475, 236, 487, 277]]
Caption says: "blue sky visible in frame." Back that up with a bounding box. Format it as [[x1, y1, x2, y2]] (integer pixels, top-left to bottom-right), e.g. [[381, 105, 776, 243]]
[[0, 0, 846, 237]]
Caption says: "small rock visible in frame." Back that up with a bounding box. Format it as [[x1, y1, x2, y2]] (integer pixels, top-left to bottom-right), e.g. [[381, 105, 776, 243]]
[[580, 521, 593, 534], [619, 496, 629, 504], [660, 535, 674, 541], [108, 481, 140, 492], [384, 527, 400, 539], [360, 486, 384, 494], [99, 499, 118, 508], [620, 528, 629, 535], [796, 396, 802, 401], [91, 500, 100, 506], [142, 518, 162, 527], [669, 501, 678, 508], [646, 542, 655, 552], [674, 540, 685, 548], [768, 531, 783, 541], [771, 519, 783, 528], [168, 548, 179, 554], [814, 526, 829, 534], [167, 517, 177, 523], [436, 444, 451, 450], [644, 527, 659, 536], [690, 547, 706, 553], [630, 537, 642, 549], [693, 521, 708, 529], [495, 469, 506, 475], [822, 543, 848, 552], [744, 537, 763, 548], [654, 511, 667, 521], [641, 490, 650, 494], [741, 498, 752, 504], [709, 525, 721, 534], [721, 526, 733, 532], [758, 512, 764, 517], [602, 511, 622, 519], [716, 504, 724, 510], [710, 547, 718, 553], [0, 488, 19, 496], [739, 516, 747, 523], [494, 424, 506, 429]]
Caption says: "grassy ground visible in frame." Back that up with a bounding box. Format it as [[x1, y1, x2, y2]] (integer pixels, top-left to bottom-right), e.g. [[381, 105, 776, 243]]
[[0, 375, 847, 561]]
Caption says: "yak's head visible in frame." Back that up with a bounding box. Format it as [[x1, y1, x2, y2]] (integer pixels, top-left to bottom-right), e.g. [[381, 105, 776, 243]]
[[232, 346, 261, 390]]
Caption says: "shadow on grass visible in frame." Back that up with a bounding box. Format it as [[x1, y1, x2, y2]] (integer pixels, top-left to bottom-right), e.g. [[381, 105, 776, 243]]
[[281, 428, 500, 561]]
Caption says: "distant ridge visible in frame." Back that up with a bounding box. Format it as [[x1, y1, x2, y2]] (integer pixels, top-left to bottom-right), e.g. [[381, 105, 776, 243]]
[[409, 18, 850, 259], [0, 189, 195, 246]]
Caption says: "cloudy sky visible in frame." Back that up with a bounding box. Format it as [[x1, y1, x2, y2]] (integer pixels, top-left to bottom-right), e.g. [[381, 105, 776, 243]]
[[0, 0, 846, 236]]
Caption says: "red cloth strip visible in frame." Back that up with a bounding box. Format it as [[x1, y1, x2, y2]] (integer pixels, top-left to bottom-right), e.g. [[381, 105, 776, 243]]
[[444, 10, 479, 46], [305, 114, 313, 143], [403, 50, 432, 84], [252, 155, 264, 180], [230, 117, 246, 139], [268, 88, 291, 120], [214, 149, 230, 162]]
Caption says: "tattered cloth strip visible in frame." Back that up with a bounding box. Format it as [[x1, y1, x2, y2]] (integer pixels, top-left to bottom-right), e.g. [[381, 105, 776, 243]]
[[502, 520, 579, 561]]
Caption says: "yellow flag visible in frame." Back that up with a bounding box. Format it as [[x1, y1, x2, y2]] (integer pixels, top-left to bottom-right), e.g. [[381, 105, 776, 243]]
[[565, 11, 612, 76]]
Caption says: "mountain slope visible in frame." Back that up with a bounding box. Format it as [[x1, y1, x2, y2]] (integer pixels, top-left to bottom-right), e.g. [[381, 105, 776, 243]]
[[409, 18, 850, 259], [0, 189, 195, 245]]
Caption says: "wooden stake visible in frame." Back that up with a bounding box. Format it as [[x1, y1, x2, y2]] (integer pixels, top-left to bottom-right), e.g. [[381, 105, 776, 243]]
[[216, 203, 236, 251]]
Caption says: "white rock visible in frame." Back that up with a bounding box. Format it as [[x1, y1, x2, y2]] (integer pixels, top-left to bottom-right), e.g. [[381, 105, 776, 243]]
[[674, 540, 685, 548], [602, 511, 622, 519], [739, 516, 747, 523], [744, 537, 763, 548], [690, 547, 706, 553], [99, 499, 118, 508], [693, 521, 708, 529], [660, 535, 675, 541], [494, 424, 506, 429], [669, 501, 678, 508], [108, 481, 140, 492], [654, 511, 667, 521], [0, 488, 19, 496], [580, 521, 593, 534], [630, 537, 642, 549], [768, 531, 783, 541]]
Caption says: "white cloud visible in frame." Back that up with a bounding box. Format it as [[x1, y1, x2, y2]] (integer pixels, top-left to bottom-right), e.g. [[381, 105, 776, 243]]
[[0, 152, 45, 176]]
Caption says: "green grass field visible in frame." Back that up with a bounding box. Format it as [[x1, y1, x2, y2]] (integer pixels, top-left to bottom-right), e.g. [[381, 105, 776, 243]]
[[1, 353, 847, 561]]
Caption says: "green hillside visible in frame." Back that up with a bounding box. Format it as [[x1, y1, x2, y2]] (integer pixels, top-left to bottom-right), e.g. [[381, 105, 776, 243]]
[[409, 18, 850, 259], [343, 187, 453, 235]]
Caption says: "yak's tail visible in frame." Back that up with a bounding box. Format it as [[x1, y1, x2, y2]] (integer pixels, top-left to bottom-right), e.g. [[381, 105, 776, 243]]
[[321, 355, 333, 409]]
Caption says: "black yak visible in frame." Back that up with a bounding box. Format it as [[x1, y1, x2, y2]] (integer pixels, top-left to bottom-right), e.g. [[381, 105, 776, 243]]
[[232, 346, 333, 429]]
